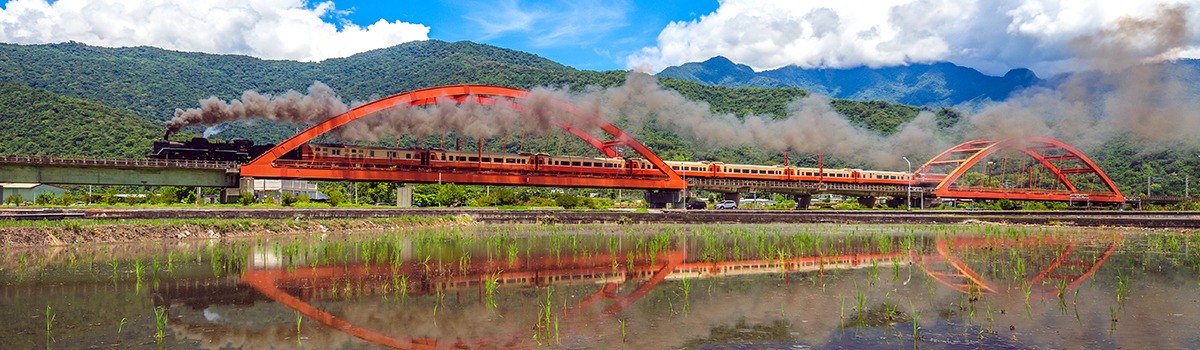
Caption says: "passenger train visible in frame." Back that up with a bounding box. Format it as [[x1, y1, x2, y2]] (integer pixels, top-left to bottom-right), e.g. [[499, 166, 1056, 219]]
[[300, 144, 913, 185]]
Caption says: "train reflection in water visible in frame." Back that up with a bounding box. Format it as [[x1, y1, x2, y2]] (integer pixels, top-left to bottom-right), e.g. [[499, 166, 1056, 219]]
[[151, 230, 1126, 349]]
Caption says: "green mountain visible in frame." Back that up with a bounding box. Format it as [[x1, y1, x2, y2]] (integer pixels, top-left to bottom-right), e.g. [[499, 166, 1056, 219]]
[[658, 56, 1042, 107], [0, 40, 928, 147], [0, 82, 161, 158]]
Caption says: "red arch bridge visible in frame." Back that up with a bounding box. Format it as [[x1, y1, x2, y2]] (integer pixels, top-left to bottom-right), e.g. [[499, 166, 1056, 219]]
[[237, 84, 1125, 208]]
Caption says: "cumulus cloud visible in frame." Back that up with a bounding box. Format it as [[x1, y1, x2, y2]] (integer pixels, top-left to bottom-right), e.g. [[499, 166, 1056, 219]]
[[0, 0, 430, 61], [627, 0, 1200, 75]]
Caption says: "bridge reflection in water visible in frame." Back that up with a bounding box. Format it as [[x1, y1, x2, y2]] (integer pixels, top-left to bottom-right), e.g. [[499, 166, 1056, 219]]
[[151, 230, 1129, 349]]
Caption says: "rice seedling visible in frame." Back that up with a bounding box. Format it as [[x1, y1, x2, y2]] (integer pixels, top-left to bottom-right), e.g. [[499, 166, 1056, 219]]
[[45, 305, 55, 345], [854, 283, 867, 313], [1115, 271, 1129, 307], [295, 311, 303, 345], [910, 303, 922, 342], [117, 317, 127, 335], [153, 306, 169, 342], [485, 271, 501, 310]]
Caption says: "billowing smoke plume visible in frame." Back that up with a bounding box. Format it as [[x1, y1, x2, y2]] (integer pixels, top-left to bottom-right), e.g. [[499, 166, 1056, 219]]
[[962, 4, 1200, 150], [165, 82, 349, 138], [328, 72, 947, 169]]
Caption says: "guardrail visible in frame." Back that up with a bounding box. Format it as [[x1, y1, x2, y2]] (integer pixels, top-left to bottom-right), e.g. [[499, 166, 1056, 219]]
[[0, 155, 238, 170]]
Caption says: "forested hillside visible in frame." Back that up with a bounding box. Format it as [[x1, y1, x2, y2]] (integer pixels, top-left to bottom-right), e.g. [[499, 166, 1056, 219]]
[[0, 82, 161, 158]]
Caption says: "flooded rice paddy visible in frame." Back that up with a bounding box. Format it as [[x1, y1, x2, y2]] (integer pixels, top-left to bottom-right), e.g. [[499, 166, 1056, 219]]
[[2, 223, 1198, 349]]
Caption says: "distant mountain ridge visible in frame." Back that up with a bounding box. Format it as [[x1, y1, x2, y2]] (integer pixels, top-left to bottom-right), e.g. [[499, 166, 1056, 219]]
[[658, 56, 1043, 107]]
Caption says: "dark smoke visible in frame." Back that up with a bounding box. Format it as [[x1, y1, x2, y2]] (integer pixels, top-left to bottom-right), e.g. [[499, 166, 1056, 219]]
[[325, 73, 947, 169], [165, 82, 349, 138]]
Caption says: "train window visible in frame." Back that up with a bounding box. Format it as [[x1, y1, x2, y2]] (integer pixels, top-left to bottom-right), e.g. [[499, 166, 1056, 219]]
[[469, 157, 479, 162], [332, 149, 341, 155], [482, 157, 491, 162], [404, 153, 410, 159], [571, 161, 581, 166], [584, 162, 592, 167]]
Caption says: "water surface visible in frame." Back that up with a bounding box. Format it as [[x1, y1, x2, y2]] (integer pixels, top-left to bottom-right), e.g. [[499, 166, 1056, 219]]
[[2, 224, 1197, 349]]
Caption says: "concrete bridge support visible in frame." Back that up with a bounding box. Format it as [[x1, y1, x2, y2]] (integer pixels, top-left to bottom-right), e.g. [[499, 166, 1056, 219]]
[[856, 196, 877, 208], [794, 194, 812, 209], [722, 192, 741, 203], [645, 189, 685, 209], [885, 196, 904, 208], [396, 186, 413, 208]]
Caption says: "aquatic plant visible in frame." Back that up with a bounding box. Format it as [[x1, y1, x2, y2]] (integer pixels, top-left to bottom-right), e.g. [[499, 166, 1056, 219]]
[[910, 304, 922, 342], [153, 306, 169, 342], [485, 272, 501, 310], [45, 305, 55, 345], [295, 310, 303, 345]]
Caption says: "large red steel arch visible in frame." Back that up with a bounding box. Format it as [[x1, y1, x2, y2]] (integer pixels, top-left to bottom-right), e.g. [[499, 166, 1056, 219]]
[[240, 85, 686, 189], [914, 137, 1124, 203]]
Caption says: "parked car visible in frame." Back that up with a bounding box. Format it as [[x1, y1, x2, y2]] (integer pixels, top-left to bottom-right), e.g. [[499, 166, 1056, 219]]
[[715, 200, 738, 209], [686, 201, 707, 210]]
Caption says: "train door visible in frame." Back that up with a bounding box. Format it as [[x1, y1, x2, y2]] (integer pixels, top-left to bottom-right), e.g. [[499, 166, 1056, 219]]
[[419, 151, 430, 166]]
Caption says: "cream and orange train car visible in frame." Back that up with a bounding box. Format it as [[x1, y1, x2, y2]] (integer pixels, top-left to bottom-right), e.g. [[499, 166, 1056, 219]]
[[304, 144, 913, 185]]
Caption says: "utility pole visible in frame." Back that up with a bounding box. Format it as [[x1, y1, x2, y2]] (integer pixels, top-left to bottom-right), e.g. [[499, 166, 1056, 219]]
[[902, 156, 912, 212]]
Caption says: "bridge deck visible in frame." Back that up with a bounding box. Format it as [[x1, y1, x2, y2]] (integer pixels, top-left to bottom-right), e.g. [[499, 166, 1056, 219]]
[[0, 155, 239, 187]]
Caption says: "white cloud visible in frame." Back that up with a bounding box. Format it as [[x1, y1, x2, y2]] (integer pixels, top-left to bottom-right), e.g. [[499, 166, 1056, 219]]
[[0, 0, 430, 61], [628, 0, 1200, 75]]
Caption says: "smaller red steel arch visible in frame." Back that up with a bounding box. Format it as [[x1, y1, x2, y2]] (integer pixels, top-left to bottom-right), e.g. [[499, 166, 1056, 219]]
[[916, 235, 1121, 297], [916, 137, 1123, 202], [240, 84, 685, 189]]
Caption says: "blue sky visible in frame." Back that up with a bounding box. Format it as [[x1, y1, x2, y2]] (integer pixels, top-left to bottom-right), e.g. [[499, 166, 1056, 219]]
[[0, 0, 1197, 76], [333, 0, 718, 71]]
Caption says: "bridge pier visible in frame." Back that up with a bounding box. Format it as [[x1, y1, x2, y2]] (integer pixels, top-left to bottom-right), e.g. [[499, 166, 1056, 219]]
[[856, 196, 877, 208], [722, 192, 741, 203], [645, 189, 685, 209], [396, 186, 413, 208], [885, 196, 904, 208], [794, 194, 812, 210]]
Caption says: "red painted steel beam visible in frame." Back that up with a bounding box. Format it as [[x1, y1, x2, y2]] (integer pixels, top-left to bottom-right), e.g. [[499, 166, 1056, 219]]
[[241, 84, 685, 189]]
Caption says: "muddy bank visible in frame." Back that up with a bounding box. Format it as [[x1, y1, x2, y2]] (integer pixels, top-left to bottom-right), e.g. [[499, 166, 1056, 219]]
[[0, 216, 465, 248], [4, 207, 1200, 248]]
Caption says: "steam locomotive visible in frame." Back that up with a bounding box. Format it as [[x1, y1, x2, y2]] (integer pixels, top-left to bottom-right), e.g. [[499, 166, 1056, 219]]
[[149, 137, 275, 162]]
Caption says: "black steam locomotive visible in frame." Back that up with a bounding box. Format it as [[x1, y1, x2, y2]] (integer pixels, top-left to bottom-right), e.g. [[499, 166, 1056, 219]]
[[149, 137, 275, 162]]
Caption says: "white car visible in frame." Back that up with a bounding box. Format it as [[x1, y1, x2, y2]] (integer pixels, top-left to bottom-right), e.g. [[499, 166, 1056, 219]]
[[715, 200, 738, 209]]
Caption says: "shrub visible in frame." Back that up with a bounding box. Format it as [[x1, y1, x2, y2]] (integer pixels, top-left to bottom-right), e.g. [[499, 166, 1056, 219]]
[[35, 193, 56, 205], [554, 193, 580, 209], [4, 194, 23, 206], [281, 193, 298, 207], [238, 193, 255, 206]]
